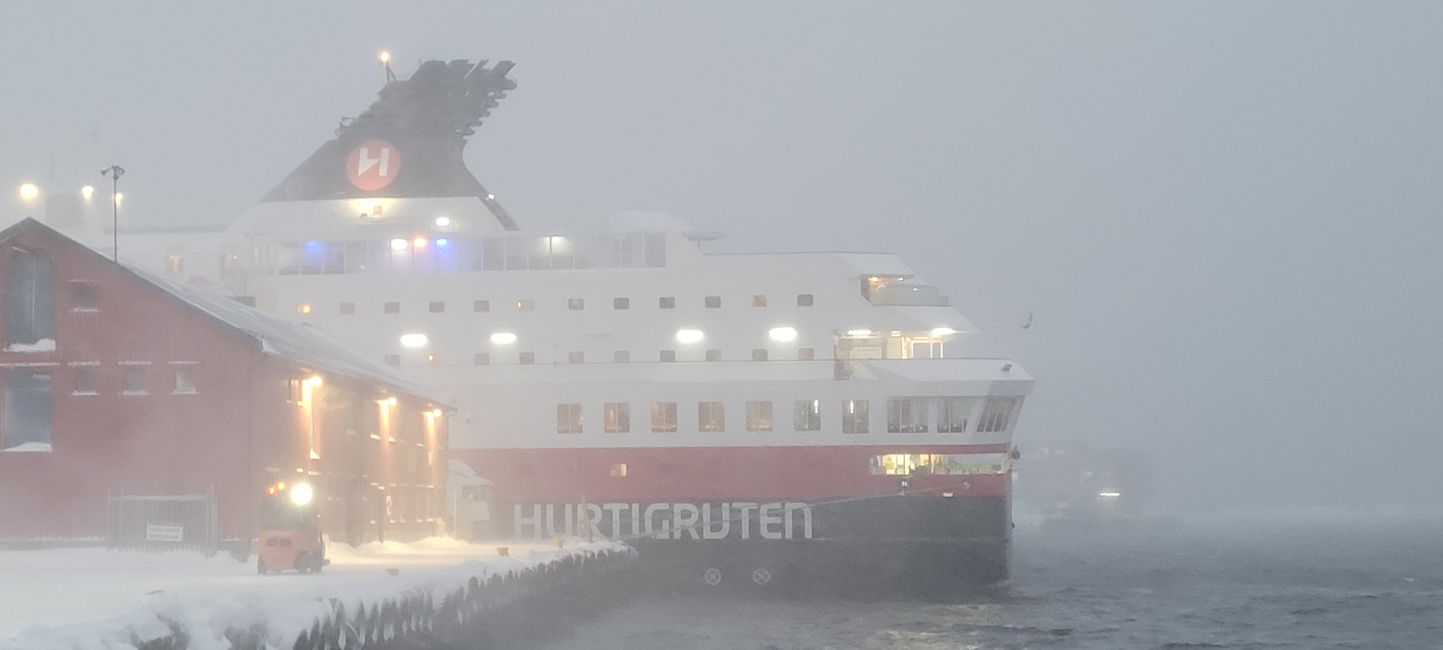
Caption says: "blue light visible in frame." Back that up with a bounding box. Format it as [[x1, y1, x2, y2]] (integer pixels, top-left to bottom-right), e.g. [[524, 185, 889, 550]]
[[436, 238, 449, 247], [303, 241, 324, 253]]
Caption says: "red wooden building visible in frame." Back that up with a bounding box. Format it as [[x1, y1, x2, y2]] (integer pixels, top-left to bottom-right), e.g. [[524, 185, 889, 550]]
[[0, 218, 450, 546]]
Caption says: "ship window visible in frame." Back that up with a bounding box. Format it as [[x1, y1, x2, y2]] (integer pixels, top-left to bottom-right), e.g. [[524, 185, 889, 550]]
[[604, 403, 630, 433], [121, 365, 148, 395], [473, 352, 490, 366], [797, 294, 814, 306], [610, 463, 629, 478], [340, 302, 356, 315], [746, 401, 773, 432], [798, 347, 815, 360], [751, 294, 767, 308], [71, 282, 98, 311], [843, 399, 869, 434], [517, 298, 535, 312], [705, 349, 722, 362], [556, 403, 583, 434], [937, 398, 971, 433], [869, 453, 1006, 477], [568, 298, 584, 310], [5, 247, 54, 347], [704, 295, 721, 309], [650, 402, 677, 432], [977, 397, 1020, 433], [3, 371, 52, 451], [384, 354, 400, 366], [568, 351, 585, 364], [384, 301, 400, 314], [644, 233, 666, 267], [70, 365, 97, 395], [660, 350, 676, 363], [887, 398, 930, 433], [613, 350, 631, 363], [429, 301, 445, 313], [482, 238, 504, 271], [613, 297, 630, 310], [172, 365, 198, 395], [658, 296, 675, 309], [698, 402, 725, 432], [473, 299, 490, 312], [752, 349, 768, 361], [519, 352, 536, 365], [793, 400, 821, 431], [286, 378, 303, 403]]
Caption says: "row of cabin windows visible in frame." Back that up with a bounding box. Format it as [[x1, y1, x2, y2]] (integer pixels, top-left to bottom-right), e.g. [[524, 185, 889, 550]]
[[0, 365, 200, 452], [555, 398, 1019, 435], [387, 348, 819, 366], [3, 248, 102, 348], [319, 294, 816, 316], [605, 454, 1007, 480]]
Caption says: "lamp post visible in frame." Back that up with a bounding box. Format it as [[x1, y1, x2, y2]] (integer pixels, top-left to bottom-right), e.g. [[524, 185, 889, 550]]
[[100, 165, 125, 261]]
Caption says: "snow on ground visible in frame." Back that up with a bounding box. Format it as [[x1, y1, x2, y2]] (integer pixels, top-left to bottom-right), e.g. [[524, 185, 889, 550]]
[[0, 537, 626, 650]]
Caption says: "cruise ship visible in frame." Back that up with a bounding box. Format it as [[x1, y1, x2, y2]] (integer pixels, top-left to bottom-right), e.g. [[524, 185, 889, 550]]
[[114, 57, 1034, 593]]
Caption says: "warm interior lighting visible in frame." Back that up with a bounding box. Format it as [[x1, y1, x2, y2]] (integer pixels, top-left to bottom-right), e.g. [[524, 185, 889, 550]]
[[400, 332, 429, 348], [389, 238, 408, 251], [412, 237, 428, 249], [490, 331, 517, 345], [768, 326, 798, 343], [297, 303, 312, 315], [675, 328, 705, 344]]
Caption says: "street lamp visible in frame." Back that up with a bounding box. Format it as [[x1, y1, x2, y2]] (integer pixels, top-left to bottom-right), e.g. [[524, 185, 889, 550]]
[[99, 165, 125, 261]]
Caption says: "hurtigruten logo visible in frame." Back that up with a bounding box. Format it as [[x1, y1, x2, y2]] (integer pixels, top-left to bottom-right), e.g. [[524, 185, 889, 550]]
[[346, 139, 400, 191], [514, 502, 814, 541]]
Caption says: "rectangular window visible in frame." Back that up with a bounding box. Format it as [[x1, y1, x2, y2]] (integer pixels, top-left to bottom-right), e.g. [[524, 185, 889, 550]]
[[384, 301, 400, 314], [887, 398, 930, 433], [752, 349, 768, 361], [793, 400, 821, 431], [3, 371, 52, 451], [698, 402, 725, 432], [704, 295, 721, 309], [937, 398, 971, 433], [568, 351, 585, 364], [650, 402, 677, 432], [568, 298, 585, 310], [613, 350, 631, 363], [385, 354, 400, 366], [339, 302, 356, 315], [556, 403, 583, 434], [71, 365, 97, 395], [797, 294, 814, 306], [517, 298, 535, 312], [613, 297, 630, 310], [746, 401, 773, 431], [121, 365, 148, 395], [705, 349, 722, 362], [473, 299, 490, 312], [798, 347, 815, 360], [751, 294, 767, 307], [519, 352, 536, 365], [658, 296, 675, 309], [5, 248, 55, 346], [977, 398, 1020, 433], [604, 403, 630, 433], [843, 399, 869, 434], [610, 463, 629, 478], [473, 352, 490, 366], [429, 301, 445, 313], [172, 365, 198, 395], [869, 453, 1008, 477], [660, 350, 676, 362], [71, 282, 98, 311], [286, 378, 302, 403]]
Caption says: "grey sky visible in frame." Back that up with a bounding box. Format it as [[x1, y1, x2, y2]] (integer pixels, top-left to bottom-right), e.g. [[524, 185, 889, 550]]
[[2, 1, 1440, 509]]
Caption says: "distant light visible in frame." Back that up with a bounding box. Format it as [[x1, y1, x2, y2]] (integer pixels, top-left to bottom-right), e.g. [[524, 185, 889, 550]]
[[18, 183, 39, 202], [485, 193, 496, 201], [389, 238, 408, 251], [385, 396, 398, 407], [297, 303, 312, 315], [378, 50, 392, 64], [289, 482, 315, 507], [434, 216, 451, 227], [1098, 491, 1122, 498], [845, 329, 873, 337], [430, 408, 443, 418], [113, 192, 124, 206], [931, 327, 958, 337], [400, 332, 429, 348], [305, 375, 323, 388], [80, 185, 95, 201], [490, 331, 517, 345], [675, 328, 705, 345], [412, 237, 428, 249], [435, 238, 449, 247], [767, 326, 798, 343]]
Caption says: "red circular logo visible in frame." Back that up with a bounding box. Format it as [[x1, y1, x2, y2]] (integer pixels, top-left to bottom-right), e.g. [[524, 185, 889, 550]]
[[346, 140, 401, 192]]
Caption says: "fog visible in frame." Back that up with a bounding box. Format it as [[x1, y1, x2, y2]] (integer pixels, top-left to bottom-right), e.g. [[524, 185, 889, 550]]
[[2, 1, 1440, 511]]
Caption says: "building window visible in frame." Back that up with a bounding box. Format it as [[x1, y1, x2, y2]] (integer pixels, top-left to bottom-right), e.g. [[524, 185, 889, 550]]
[[752, 349, 768, 361], [473, 299, 490, 312], [604, 403, 630, 433], [613, 297, 630, 310], [568, 298, 585, 310], [286, 378, 303, 403], [698, 402, 725, 432], [71, 365, 97, 395], [556, 403, 583, 434], [429, 301, 445, 313], [120, 365, 148, 395], [568, 351, 586, 364], [517, 298, 535, 312], [340, 302, 356, 315], [704, 295, 721, 309], [887, 398, 930, 433], [843, 399, 869, 434], [384, 301, 400, 314], [660, 350, 676, 362], [519, 352, 536, 365], [5, 248, 54, 347], [384, 354, 400, 366], [798, 347, 815, 360], [793, 400, 821, 431], [977, 398, 1020, 433], [937, 398, 970, 433], [71, 282, 98, 311], [658, 296, 675, 309], [473, 352, 490, 365], [609, 463, 628, 478], [751, 294, 767, 308], [165, 254, 185, 278], [613, 350, 631, 363], [705, 349, 722, 362], [650, 402, 677, 432], [297, 303, 312, 315], [746, 400, 773, 432], [172, 365, 198, 395], [2, 371, 52, 451], [797, 294, 814, 306]]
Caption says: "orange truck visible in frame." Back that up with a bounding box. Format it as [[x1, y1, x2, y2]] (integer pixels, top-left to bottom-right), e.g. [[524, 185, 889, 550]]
[[257, 481, 329, 574]]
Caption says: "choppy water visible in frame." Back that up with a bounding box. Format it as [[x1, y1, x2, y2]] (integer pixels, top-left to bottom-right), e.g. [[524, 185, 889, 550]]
[[538, 512, 1443, 649]]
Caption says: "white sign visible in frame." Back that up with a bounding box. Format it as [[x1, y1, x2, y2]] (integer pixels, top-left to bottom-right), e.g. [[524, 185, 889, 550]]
[[145, 524, 185, 543], [513, 502, 814, 541]]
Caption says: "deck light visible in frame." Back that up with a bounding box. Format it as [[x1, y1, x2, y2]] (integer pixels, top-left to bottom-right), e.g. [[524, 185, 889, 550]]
[[400, 332, 429, 348], [768, 326, 798, 343], [1098, 491, 1122, 498], [389, 238, 408, 251], [490, 331, 517, 345], [930, 327, 958, 337], [434, 216, 451, 227], [675, 328, 705, 344], [845, 329, 873, 337], [486, 193, 496, 201]]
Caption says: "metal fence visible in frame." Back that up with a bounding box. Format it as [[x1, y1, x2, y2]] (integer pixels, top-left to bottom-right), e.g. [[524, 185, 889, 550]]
[[106, 488, 219, 554]]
